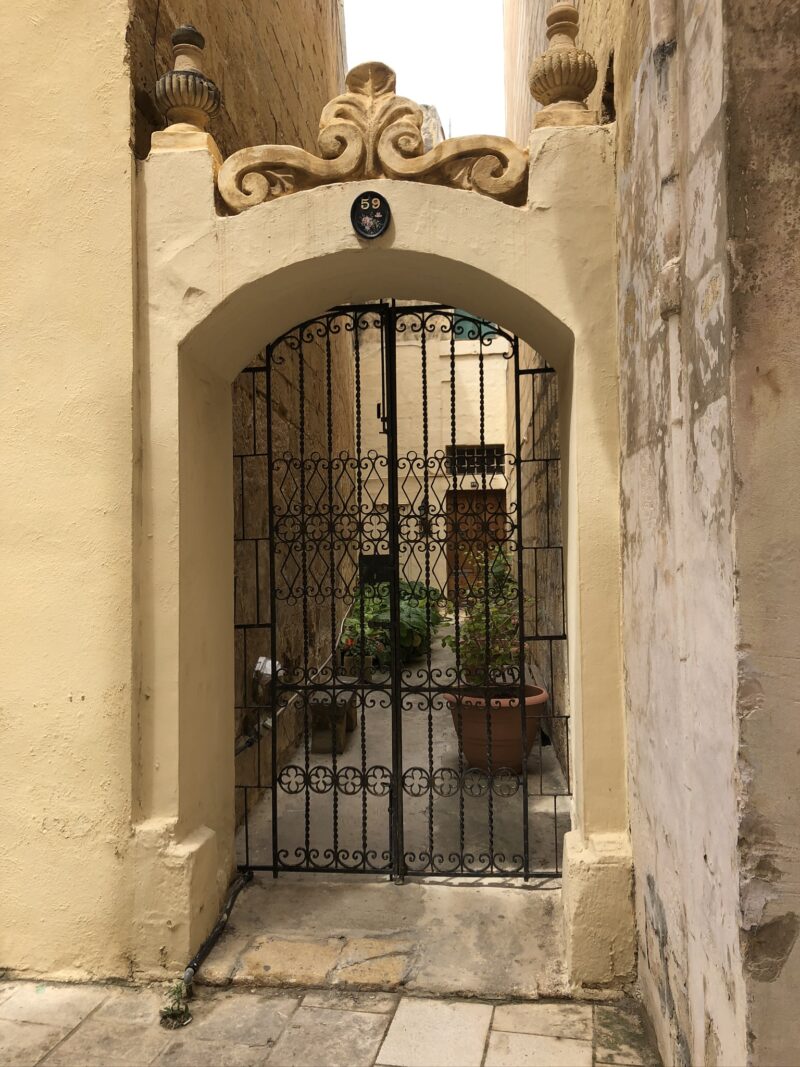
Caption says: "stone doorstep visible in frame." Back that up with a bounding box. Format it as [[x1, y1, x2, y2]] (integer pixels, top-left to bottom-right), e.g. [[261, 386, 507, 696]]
[[223, 933, 417, 991]]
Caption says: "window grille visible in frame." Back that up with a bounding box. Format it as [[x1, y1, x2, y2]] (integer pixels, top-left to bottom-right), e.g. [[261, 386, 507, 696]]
[[445, 443, 505, 476]]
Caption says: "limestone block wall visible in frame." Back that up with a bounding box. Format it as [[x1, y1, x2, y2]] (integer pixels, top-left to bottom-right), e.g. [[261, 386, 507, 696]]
[[128, 0, 346, 158], [506, 345, 568, 775], [506, 1, 800, 1063], [725, 2, 800, 1061]]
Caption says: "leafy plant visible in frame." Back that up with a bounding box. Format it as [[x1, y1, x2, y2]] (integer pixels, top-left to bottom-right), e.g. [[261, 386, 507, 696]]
[[340, 616, 385, 662], [338, 579, 446, 665], [442, 547, 524, 690], [159, 981, 192, 1029]]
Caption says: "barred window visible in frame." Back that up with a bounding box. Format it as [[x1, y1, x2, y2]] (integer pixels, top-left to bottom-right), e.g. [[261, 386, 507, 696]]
[[446, 444, 505, 476]]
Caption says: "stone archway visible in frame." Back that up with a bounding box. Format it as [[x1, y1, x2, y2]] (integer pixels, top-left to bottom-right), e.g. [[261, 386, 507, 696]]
[[134, 46, 632, 989]]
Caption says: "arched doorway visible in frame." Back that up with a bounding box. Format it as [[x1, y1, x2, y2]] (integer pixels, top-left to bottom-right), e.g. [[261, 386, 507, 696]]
[[136, 117, 631, 985], [233, 303, 570, 882]]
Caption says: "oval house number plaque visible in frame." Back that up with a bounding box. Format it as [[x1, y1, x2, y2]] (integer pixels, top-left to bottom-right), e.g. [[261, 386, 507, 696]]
[[351, 191, 391, 239]]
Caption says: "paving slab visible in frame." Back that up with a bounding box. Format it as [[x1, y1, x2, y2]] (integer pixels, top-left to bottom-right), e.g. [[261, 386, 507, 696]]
[[0, 1019, 71, 1067], [188, 991, 298, 1045], [199, 930, 253, 986], [42, 1017, 171, 1067], [407, 883, 566, 998], [301, 989, 398, 1013], [235, 936, 344, 987], [492, 1000, 593, 1040], [376, 997, 493, 1067], [485, 1030, 593, 1066], [92, 987, 163, 1027], [266, 1005, 389, 1067], [0, 983, 22, 1007], [331, 936, 414, 989], [153, 1036, 269, 1066], [594, 1004, 660, 1066], [0, 983, 107, 1028]]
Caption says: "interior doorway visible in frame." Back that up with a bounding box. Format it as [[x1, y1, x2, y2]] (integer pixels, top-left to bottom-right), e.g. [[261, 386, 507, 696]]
[[233, 303, 570, 882], [446, 488, 508, 600]]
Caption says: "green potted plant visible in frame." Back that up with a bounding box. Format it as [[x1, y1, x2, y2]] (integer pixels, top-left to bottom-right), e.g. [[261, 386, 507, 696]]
[[443, 550, 547, 772], [339, 579, 446, 674], [339, 621, 384, 681]]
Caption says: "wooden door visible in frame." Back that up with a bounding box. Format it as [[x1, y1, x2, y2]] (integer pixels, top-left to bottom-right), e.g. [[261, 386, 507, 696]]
[[446, 489, 508, 599]]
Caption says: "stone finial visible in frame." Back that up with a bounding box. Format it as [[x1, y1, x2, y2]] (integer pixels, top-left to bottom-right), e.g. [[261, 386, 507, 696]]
[[155, 25, 221, 130], [529, 3, 598, 128]]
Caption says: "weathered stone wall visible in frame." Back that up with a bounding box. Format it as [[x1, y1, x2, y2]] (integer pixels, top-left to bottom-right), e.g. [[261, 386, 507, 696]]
[[725, 1, 800, 1061], [507, 345, 568, 774], [505, 0, 775, 1061]]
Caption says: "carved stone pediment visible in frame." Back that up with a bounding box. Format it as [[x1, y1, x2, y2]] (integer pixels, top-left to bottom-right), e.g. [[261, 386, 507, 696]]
[[217, 62, 529, 213]]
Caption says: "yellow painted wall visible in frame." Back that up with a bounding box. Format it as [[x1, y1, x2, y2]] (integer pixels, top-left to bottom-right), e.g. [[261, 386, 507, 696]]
[[0, 0, 347, 981], [0, 0, 136, 977]]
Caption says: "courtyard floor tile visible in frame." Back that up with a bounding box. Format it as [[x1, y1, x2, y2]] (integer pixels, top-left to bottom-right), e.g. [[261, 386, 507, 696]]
[[376, 997, 493, 1067], [0, 980, 661, 1066]]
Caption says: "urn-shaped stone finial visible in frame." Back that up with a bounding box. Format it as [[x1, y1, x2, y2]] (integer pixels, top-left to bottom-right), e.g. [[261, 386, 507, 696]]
[[529, 3, 598, 128], [155, 25, 221, 129]]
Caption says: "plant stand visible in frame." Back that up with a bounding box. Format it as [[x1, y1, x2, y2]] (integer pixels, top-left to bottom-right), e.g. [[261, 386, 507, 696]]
[[309, 691, 356, 754]]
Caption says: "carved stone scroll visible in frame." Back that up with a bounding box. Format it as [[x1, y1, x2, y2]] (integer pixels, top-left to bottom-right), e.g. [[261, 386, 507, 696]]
[[217, 62, 529, 213]]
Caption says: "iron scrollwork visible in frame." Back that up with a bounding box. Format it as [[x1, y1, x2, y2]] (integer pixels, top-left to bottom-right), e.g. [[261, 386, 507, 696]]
[[235, 304, 570, 880]]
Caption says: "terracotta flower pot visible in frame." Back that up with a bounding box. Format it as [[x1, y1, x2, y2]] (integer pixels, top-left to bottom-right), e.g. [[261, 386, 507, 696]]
[[444, 684, 549, 773]]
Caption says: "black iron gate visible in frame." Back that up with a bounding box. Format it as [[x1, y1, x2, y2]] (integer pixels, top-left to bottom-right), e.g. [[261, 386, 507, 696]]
[[234, 304, 569, 880]]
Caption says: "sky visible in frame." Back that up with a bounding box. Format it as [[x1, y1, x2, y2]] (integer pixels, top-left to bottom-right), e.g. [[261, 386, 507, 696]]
[[343, 0, 506, 138]]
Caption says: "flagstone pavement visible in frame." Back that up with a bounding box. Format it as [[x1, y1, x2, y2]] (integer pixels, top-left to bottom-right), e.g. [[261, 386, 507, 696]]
[[0, 980, 660, 1066]]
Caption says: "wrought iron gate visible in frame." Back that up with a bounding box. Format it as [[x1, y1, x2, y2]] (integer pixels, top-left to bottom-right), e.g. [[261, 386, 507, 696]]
[[234, 304, 569, 880]]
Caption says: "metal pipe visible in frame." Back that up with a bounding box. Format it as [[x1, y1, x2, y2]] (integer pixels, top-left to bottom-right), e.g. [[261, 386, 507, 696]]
[[181, 869, 253, 992]]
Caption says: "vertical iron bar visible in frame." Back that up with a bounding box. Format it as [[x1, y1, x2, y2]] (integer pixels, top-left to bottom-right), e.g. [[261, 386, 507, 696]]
[[325, 320, 340, 867], [384, 305, 405, 882], [379, 305, 388, 435], [243, 787, 250, 869], [513, 337, 531, 879], [449, 319, 465, 871], [353, 315, 370, 870], [420, 315, 435, 874], [265, 348, 280, 876], [477, 331, 494, 872], [252, 376, 261, 629], [298, 331, 312, 868]]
